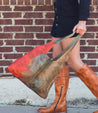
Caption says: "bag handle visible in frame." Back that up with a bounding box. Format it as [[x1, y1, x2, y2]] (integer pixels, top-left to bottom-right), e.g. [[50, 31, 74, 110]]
[[54, 32, 76, 44], [53, 34, 81, 61]]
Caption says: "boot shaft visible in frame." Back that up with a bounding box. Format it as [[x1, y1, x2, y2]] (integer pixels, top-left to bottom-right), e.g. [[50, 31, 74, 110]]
[[76, 64, 98, 99], [55, 65, 69, 102], [38, 65, 69, 113]]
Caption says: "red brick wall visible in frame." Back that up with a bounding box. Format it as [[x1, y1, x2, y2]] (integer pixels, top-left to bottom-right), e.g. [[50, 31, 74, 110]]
[[0, 0, 97, 77]]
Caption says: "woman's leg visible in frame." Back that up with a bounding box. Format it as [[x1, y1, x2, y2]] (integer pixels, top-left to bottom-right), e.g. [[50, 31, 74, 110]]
[[38, 37, 70, 113], [52, 37, 63, 59], [61, 37, 84, 71], [62, 37, 98, 99]]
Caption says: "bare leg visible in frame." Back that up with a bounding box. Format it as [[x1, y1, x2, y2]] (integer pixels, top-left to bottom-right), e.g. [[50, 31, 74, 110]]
[[61, 37, 84, 71], [52, 37, 63, 59], [62, 37, 98, 99]]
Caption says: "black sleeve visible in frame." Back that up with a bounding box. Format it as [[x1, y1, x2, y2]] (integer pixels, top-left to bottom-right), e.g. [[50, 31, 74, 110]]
[[79, 0, 90, 21]]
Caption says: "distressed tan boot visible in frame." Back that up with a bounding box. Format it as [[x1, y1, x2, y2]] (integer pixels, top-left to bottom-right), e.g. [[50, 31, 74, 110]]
[[38, 65, 69, 113], [76, 64, 98, 99]]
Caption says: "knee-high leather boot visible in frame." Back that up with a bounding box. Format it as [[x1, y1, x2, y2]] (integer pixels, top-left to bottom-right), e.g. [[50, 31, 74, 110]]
[[38, 65, 69, 113], [76, 64, 98, 99]]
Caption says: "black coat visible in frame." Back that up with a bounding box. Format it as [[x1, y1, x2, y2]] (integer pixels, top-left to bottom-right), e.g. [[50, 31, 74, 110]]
[[54, 0, 90, 20]]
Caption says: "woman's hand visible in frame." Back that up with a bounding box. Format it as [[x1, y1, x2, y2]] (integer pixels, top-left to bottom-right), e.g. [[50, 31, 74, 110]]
[[73, 21, 87, 36]]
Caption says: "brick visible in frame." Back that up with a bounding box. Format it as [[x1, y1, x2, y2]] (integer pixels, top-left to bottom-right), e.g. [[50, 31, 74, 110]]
[[45, 13, 55, 18], [3, 13, 21, 18], [25, 0, 30, 5], [24, 13, 43, 18], [4, 26, 23, 32], [32, 0, 37, 4], [87, 26, 98, 32], [4, 54, 23, 59], [18, 0, 23, 5], [52, 0, 55, 4], [0, 6, 11, 11], [89, 13, 98, 18], [87, 40, 98, 45], [15, 33, 34, 38], [0, 27, 2, 32], [0, 33, 12, 38], [96, 47, 98, 52], [0, 47, 13, 52], [45, 0, 51, 5], [88, 53, 98, 58], [15, 19, 33, 25], [89, 6, 94, 12], [25, 26, 43, 32], [90, 0, 92, 4], [3, 0, 9, 5], [93, 0, 98, 5], [16, 47, 33, 52], [80, 46, 95, 52], [11, 0, 16, 4], [0, 0, 2, 5], [87, 19, 95, 25], [0, 54, 2, 59], [0, 0, 97, 76], [38, 0, 44, 5], [83, 33, 94, 38], [0, 67, 3, 73], [96, 33, 98, 38], [5, 67, 14, 73], [5, 40, 24, 45], [0, 40, 3, 46], [34, 6, 53, 11], [80, 53, 85, 59], [0, 60, 12, 66], [96, 6, 98, 11], [45, 26, 52, 32], [14, 6, 33, 11], [0, 74, 13, 77], [80, 40, 86, 45], [36, 33, 51, 39], [25, 40, 44, 45], [35, 19, 53, 25], [82, 60, 96, 65], [0, 19, 12, 25]]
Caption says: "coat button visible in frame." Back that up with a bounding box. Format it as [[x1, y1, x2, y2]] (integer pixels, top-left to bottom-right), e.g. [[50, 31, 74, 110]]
[[56, 16, 58, 19], [55, 8, 57, 11], [56, 23, 58, 26]]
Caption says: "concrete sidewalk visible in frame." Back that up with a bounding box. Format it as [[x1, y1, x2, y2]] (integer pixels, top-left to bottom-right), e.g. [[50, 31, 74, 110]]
[[0, 77, 97, 109], [0, 105, 98, 113]]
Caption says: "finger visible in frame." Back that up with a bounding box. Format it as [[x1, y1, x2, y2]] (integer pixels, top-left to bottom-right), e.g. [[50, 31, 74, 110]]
[[73, 25, 77, 33], [77, 28, 86, 36]]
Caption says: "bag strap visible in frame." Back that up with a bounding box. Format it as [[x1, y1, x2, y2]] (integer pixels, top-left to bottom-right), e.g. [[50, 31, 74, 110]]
[[53, 34, 81, 61], [54, 32, 76, 44]]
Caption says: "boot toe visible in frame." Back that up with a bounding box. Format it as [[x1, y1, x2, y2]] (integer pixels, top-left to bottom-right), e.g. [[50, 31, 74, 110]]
[[38, 108, 42, 112], [38, 108, 46, 113]]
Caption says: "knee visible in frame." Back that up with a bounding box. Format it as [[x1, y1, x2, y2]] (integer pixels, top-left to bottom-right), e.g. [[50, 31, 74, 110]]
[[52, 50, 63, 59], [67, 58, 74, 67], [52, 52, 59, 59], [67, 57, 82, 67]]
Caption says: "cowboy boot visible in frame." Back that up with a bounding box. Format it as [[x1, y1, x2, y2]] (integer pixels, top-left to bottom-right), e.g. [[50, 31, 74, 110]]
[[38, 65, 69, 113], [93, 111, 98, 113], [76, 64, 98, 99]]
